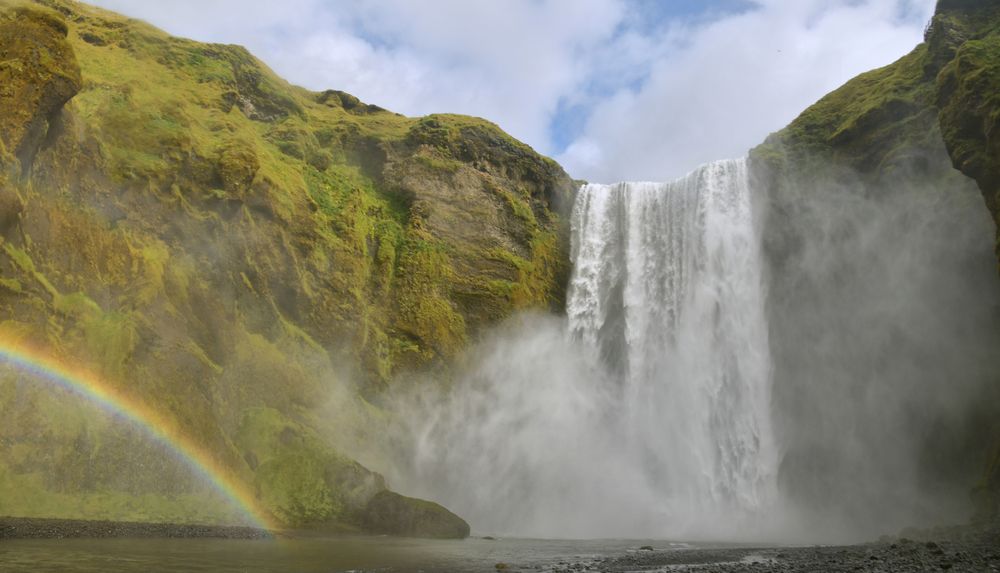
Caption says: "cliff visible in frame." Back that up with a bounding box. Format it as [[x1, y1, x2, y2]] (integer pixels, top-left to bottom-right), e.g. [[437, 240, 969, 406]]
[[751, 0, 1000, 525], [0, 0, 571, 531], [932, 0, 1000, 519]]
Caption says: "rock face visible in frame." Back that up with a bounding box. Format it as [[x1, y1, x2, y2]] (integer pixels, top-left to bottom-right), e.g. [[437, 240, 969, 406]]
[[931, 0, 1000, 519], [935, 2, 1000, 258], [0, 4, 81, 170], [0, 0, 571, 530], [361, 490, 470, 539]]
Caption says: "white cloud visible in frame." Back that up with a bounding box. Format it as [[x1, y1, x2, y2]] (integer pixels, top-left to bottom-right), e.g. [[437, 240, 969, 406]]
[[559, 0, 936, 181], [86, 0, 934, 182]]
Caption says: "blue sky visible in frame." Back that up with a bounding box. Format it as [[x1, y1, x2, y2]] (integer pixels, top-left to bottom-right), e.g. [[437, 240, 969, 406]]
[[88, 0, 935, 182]]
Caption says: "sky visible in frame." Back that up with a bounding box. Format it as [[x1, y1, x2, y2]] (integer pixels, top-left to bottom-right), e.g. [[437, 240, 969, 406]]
[[86, 0, 936, 183]]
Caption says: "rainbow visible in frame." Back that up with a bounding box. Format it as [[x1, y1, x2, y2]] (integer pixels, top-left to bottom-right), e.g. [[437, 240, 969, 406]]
[[0, 338, 277, 532]]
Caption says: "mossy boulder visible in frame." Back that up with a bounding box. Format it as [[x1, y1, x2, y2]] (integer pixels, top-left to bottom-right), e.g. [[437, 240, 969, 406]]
[[361, 490, 470, 539], [217, 140, 260, 196]]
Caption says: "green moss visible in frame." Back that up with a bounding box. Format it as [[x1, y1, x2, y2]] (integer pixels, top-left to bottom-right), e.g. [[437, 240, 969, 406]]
[[0, 277, 22, 292], [133, 241, 169, 305], [255, 452, 338, 526], [53, 291, 100, 318], [217, 139, 259, 194], [0, 463, 248, 525], [4, 243, 58, 297], [938, 32, 1000, 177], [234, 407, 359, 526], [0, 365, 250, 526], [413, 150, 462, 173], [52, 291, 137, 376], [393, 231, 466, 364], [755, 43, 935, 176]]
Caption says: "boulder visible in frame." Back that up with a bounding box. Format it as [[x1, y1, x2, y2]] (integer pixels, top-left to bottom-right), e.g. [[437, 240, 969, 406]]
[[360, 490, 470, 539]]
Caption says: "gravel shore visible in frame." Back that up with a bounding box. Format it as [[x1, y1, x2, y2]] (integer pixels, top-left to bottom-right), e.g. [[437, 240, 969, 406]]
[[514, 524, 1000, 573], [2, 516, 998, 572]]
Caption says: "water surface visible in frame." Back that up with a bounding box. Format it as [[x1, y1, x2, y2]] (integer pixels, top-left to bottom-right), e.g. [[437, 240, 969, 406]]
[[0, 536, 691, 572]]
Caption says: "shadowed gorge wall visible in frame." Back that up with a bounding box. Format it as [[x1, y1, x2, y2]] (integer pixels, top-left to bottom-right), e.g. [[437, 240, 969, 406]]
[[933, 0, 1000, 518], [0, 0, 570, 530], [751, 0, 1000, 529]]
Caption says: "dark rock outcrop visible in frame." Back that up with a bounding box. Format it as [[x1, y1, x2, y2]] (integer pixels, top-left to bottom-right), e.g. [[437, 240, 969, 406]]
[[360, 490, 470, 539]]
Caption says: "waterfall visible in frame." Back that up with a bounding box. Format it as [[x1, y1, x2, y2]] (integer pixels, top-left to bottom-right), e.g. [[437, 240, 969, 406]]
[[567, 158, 775, 517], [394, 158, 777, 539], [385, 148, 1000, 541]]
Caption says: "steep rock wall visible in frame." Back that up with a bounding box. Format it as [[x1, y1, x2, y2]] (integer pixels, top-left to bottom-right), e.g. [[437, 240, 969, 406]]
[[932, 0, 1000, 518], [0, 0, 570, 531]]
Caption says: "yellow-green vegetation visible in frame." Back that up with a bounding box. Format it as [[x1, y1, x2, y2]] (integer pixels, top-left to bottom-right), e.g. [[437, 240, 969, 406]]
[[0, 0, 572, 531], [935, 1, 1000, 239], [0, 367, 248, 525], [751, 42, 941, 179], [235, 407, 383, 528]]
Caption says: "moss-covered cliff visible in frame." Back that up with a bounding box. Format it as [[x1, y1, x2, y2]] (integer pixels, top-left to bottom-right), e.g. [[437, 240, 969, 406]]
[[932, 0, 1000, 520], [751, 0, 1000, 525], [0, 0, 571, 531]]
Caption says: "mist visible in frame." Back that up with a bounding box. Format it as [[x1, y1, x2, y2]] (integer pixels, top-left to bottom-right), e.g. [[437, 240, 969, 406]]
[[381, 148, 1000, 544], [759, 150, 1000, 540]]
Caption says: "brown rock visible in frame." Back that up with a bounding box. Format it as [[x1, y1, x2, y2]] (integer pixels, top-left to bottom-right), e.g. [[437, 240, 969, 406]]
[[0, 5, 81, 171], [360, 490, 470, 539]]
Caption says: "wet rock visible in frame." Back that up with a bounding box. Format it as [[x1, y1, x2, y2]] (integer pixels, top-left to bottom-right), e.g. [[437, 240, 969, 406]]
[[359, 490, 470, 539]]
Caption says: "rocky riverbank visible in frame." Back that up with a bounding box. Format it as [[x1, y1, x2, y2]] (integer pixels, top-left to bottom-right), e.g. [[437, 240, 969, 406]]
[[0, 517, 270, 540], [502, 524, 1000, 573]]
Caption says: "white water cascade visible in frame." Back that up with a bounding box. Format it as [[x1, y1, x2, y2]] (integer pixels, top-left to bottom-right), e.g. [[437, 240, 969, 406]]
[[567, 157, 776, 519], [395, 158, 777, 539]]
